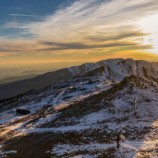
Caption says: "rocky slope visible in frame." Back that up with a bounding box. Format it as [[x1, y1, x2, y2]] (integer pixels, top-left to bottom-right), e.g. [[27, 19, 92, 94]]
[[0, 72, 158, 158]]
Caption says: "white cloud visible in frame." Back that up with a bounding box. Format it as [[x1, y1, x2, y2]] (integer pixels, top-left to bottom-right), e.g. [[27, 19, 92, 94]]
[[2, 0, 158, 53], [8, 0, 156, 39], [10, 14, 46, 18]]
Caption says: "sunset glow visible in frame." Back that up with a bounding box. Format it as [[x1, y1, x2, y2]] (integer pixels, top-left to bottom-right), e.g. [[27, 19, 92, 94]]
[[139, 13, 158, 54], [0, 0, 158, 78]]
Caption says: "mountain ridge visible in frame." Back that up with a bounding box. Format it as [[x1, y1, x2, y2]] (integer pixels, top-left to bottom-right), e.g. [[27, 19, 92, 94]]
[[0, 58, 158, 100]]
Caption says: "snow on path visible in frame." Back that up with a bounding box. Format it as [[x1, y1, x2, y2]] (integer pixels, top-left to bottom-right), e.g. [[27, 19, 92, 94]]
[[70, 155, 95, 158], [117, 119, 158, 158], [22, 124, 90, 134], [0, 122, 24, 138], [51, 143, 116, 156], [47, 116, 158, 158], [51, 139, 157, 158], [0, 144, 17, 157], [52, 89, 66, 105], [133, 119, 158, 158]]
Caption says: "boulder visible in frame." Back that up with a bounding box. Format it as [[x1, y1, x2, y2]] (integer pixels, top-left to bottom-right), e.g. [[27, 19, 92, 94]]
[[16, 108, 30, 115]]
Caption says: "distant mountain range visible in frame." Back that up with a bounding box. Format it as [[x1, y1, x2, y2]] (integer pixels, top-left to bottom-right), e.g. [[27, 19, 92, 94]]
[[0, 74, 37, 85], [0, 58, 158, 100]]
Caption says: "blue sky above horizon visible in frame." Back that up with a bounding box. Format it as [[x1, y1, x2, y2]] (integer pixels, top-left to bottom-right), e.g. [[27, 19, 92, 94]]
[[0, 0, 158, 78], [0, 0, 72, 37]]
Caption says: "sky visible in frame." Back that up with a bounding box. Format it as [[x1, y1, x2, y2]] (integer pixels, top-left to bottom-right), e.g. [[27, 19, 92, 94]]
[[0, 0, 158, 78]]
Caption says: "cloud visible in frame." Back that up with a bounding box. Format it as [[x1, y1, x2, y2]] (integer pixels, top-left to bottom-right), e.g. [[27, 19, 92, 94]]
[[39, 41, 151, 51], [86, 31, 147, 42], [6, 0, 158, 38], [10, 14, 46, 18], [22, 0, 158, 38], [1, 0, 158, 59]]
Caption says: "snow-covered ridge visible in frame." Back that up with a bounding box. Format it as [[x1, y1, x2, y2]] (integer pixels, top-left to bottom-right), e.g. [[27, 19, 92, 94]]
[[69, 58, 158, 79], [65, 58, 158, 84], [0, 58, 158, 100]]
